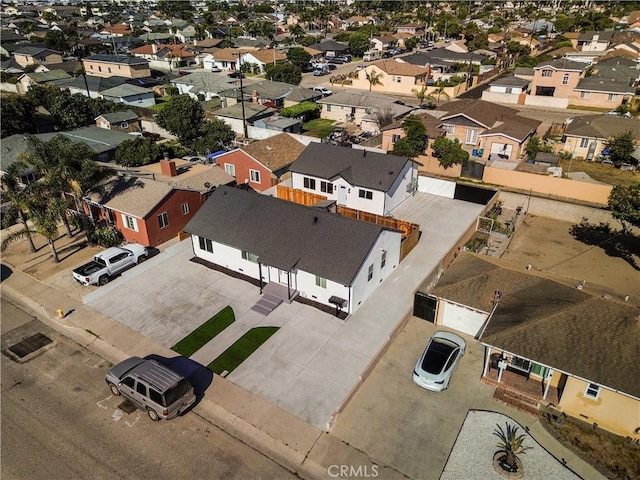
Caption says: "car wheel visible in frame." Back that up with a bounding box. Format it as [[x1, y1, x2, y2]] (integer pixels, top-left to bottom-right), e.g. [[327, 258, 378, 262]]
[[147, 408, 159, 421], [98, 276, 109, 286], [137, 255, 147, 264], [108, 383, 120, 396]]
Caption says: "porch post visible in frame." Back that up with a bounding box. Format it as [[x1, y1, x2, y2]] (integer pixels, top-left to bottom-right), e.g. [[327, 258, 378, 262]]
[[258, 261, 263, 294], [543, 368, 553, 400], [497, 352, 507, 383], [287, 270, 291, 300], [482, 346, 491, 378]]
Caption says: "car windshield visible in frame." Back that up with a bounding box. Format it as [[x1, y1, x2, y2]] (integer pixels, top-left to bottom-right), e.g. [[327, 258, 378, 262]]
[[162, 379, 192, 407], [421, 339, 455, 374]]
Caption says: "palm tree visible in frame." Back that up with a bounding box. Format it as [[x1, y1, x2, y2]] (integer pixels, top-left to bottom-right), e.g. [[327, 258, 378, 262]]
[[288, 23, 305, 42], [366, 69, 384, 91], [0, 162, 37, 252], [429, 86, 450, 103], [493, 422, 531, 473], [1, 183, 63, 263], [412, 85, 428, 106]]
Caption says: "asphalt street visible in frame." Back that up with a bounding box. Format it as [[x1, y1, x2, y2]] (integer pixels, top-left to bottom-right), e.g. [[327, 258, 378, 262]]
[[0, 297, 298, 480]]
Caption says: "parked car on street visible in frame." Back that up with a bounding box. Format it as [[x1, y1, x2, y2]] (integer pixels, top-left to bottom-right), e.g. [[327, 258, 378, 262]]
[[72, 244, 148, 286], [228, 71, 245, 79], [106, 357, 196, 421], [413, 331, 466, 392]]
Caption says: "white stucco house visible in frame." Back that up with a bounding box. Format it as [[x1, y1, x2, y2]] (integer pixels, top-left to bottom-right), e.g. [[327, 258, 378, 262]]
[[289, 143, 420, 216], [184, 186, 402, 315]]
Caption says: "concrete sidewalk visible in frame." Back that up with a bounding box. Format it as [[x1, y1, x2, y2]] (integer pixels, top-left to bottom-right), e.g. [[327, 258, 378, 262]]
[[1, 264, 408, 480]]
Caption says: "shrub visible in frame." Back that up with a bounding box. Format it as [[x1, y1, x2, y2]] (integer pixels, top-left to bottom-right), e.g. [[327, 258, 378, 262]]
[[93, 225, 124, 247]]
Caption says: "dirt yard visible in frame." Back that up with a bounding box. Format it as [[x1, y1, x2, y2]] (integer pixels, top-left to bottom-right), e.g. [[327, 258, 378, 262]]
[[501, 214, 640, 304]]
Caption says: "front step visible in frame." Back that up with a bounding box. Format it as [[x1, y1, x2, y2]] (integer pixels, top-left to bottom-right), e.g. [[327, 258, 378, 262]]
[[250, 293, 283, 316], [493, 387, 541, 417]]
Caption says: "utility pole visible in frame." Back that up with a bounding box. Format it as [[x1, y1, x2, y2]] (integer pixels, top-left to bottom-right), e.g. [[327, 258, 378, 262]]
[[234, 52, 248, 139]]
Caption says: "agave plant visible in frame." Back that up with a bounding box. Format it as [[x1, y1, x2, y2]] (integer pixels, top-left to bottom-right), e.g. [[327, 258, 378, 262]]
[[493, 422, 532, 472]]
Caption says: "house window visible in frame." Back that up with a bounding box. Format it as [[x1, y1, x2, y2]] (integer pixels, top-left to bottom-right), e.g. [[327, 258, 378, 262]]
[[584, 383, 600, 400], [327, 105, 332, 112], [224, 163, 236, 177], [391, 133, 401, 144], [315, 276, 327, 288], [367, 264, 373, 281], [579, 91, 590, 99], [181, 203, 189, 215], [579, 138, 589, 148], [198, 236, 213, 253], [108, 67, 112, 74], [443, 125, 454, 134], [465, 129, 478, 145], [158, 212, 169, 229], [303, 177, 316, 190], [98, 66, 102, 72], [241, 251, 259, 263], [505, 87, 513, 94], [562, 73, 569, 85], [394, 76, 401, 83], [607, 93, 618, 102], [541, 69, 552, 77], [90, 65, 94, 70], [249, 169, 260, 183], [358, 189, 373, 200], [381, 251, 386, 269], [320, 181, 333, 194], [121, 122, 128, 129], [122, 214, 138, 232]]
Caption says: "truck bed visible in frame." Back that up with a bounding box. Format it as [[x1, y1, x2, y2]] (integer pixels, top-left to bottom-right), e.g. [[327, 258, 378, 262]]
[[72, 261, 103, 277]]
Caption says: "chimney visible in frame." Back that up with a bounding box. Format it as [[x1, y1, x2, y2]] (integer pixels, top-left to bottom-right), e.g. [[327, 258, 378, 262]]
[[252, 90, 260, 104], [160, 159, 177, 177], [152, 43, 157, 54]]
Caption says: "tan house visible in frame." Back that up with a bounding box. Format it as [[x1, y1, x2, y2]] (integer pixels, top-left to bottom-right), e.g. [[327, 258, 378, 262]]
[[571, 77, 636, 109], [562, 114, 640, 161], [526, 58, 585, 108], [13, 46, 63, 67], [381, 113, 444, 153], [82, 54, 151, 79], [436, 99, 541, 163], [239, 49, 287, 74], [351, 59, 430, 96], [130, 43, 197, 70], [95, 110, 141, 133], [416, 252, 639, 440]]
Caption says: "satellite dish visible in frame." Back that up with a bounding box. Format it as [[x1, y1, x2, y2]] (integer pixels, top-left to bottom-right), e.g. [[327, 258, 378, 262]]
[[204, 182, 211, 188]]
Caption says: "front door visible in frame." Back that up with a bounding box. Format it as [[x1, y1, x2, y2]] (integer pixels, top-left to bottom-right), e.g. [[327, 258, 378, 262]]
[[338, 185, 347, 205]]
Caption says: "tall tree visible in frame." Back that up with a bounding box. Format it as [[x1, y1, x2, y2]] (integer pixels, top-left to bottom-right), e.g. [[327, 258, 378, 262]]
[[264, 63, 302, 85], [115, 137, 160, 167], [286, 46, 311, 69], [156, 95, 205, 143], [348, 32, 371, 57], [605, 130, 636, 167], [0, 162, 37, 252], [431, 137, 469, 169], [392, 115, 427, 158], [44, 29, 68, 52], [608, 183, 640, 233], [1, 94, 37, 138], [366, 69, 384, 91], [191, 118, 236, 154]]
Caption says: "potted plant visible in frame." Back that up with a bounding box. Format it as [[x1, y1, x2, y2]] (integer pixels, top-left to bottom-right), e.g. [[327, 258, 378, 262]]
[[492, 422, 531, 479]]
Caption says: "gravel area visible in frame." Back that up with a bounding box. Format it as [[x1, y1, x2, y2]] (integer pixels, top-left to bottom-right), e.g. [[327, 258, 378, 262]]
[[441, 410, 580, 480]]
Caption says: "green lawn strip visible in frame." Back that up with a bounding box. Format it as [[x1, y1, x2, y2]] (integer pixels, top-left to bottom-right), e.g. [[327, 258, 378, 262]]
[[207, 326, 279, 375], [171, 306, 235, 357], [302, 118, 336, 138]]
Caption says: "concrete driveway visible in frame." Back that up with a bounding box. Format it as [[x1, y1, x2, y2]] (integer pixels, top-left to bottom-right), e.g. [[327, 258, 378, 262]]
[[82, 192, 485, 431], [330, 316, 499, 479]]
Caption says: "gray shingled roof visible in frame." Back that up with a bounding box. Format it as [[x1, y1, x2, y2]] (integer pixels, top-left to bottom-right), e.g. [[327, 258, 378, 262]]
[[67, 75, 129, 92], [290, 143, 411, 192], [489, 75, 530, 88], [37, 127, 137, 154], [577, 30, 614, 42], [97, 110, 139, 124], [184, 186, 388, 285], [427, 253, 640, 398], [565, 115, 640, 139], [14, 46, 60, 56], [534, 58, 585, 71], [575, 77, 635, 95], [85, 54, 149, 66], [100, 83, 154, 97]]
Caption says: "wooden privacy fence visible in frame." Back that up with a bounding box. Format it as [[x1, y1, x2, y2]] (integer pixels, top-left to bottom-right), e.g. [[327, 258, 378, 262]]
[[277, 186, 420, 260], [277, 185, 327, 206]]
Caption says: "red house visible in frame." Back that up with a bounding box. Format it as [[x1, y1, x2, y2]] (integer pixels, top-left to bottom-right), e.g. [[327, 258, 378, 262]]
[[84, 159, 235, 247], [214, 133, 306, 192]]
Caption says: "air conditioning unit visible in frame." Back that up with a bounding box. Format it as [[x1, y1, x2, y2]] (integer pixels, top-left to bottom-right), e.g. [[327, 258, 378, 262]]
[[406, 179, 418, 193]]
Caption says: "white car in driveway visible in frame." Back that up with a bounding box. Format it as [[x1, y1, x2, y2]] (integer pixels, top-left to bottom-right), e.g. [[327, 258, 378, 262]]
[[413, 331, 466, 392], [312, 86, 333, 97]]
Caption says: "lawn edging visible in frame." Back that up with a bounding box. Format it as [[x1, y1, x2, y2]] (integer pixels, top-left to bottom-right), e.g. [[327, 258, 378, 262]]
[[207, 326, 279, 375]]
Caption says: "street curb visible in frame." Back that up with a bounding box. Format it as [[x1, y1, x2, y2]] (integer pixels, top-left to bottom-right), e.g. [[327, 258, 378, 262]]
[[1, 278, 326, 479]]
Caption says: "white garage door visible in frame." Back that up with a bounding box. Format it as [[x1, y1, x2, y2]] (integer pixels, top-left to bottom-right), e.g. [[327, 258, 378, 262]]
[[441, 302, 486, 336], [490, 142, 513, 159]]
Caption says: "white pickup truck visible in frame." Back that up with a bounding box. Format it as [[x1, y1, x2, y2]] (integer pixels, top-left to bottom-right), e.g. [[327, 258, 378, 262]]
[[72, 244, 148, 286]]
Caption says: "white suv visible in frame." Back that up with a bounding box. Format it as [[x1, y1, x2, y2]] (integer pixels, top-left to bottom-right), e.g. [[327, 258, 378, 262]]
[[312, 86, 333, 97]]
